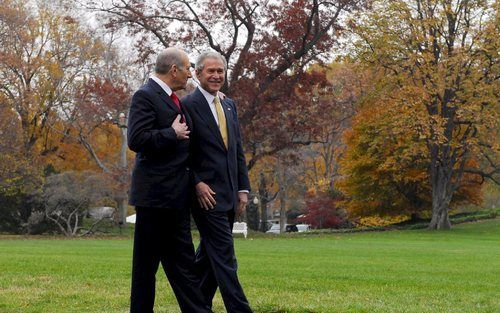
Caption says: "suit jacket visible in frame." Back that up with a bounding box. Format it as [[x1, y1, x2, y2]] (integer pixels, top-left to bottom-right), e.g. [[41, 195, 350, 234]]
[[182, 87, 250, 212], [127, 78, 192, 209]]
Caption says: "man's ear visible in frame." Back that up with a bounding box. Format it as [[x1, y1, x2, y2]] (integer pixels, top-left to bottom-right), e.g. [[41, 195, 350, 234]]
[[170, 64, 178, 76]]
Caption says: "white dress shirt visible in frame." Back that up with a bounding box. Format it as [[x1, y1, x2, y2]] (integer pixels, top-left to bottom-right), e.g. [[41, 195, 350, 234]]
[[198, 86, 223, 125], [151, 76, 173, 96]]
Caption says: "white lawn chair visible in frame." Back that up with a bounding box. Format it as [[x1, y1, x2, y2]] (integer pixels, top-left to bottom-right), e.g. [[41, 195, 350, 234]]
[[232, 222, 248, 239]]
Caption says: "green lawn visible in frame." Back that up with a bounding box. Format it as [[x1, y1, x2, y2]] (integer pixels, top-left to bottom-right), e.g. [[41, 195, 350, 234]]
[[0, 220, 499, 313]]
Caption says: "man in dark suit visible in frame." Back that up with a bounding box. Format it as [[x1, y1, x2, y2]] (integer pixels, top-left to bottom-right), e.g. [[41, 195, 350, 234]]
[[182, 51, 253, 313], [127, 47, 211, 313]]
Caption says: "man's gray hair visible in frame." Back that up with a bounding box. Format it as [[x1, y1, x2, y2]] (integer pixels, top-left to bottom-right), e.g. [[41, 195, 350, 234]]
[[195, 51, 227, 72], [155, 47, 185, 74]]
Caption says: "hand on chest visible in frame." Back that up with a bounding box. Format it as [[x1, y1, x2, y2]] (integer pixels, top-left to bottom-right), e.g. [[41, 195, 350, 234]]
[[156, 95, 185, 127]]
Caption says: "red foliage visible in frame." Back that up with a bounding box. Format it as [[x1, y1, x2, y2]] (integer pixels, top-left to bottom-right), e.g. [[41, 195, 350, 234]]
[[91, 0, 368, 170], [75, 78, 130, 124], [296, 191, 346, 229]]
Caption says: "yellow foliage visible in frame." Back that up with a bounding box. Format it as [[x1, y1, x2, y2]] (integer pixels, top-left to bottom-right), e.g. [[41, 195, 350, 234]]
[[357, 215, 408, 227], [342, 0, 496, 220]]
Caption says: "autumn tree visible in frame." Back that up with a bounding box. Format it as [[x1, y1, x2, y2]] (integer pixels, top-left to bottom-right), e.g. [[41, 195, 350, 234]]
[[60, 77, 131, 226], [350, 0, 499, 229], [246, 151, 310, 232], [0, 0, 127, 173], [297, 191, 346, 229], [1, 1, 134, 230], [0, 0, 104, 159], [337, 87, 483, 218], [300, 62, 369, 191], [273, 62, 367, 230], [275, 152, 304, 233]]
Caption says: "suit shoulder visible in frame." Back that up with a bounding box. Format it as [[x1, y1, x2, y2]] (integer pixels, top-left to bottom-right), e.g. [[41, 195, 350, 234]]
[[180, 92, 193, 103], [131, 85, 156, 109], [223, 97, 238, 109], [133, 84, 154, 98], [181, 93, 196, 109]]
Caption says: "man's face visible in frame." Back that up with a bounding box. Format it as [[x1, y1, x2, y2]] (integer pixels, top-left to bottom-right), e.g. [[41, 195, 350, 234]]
[[172, 55, 192, 91], [196, 57, 225, 95]]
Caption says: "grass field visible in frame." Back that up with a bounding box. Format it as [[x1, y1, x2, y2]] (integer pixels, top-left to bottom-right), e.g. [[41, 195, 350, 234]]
[[0, 219, 499, 313]]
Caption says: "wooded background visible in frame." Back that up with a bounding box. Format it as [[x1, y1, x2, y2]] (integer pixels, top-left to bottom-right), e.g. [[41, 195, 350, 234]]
[[0, 0, 498, 235]]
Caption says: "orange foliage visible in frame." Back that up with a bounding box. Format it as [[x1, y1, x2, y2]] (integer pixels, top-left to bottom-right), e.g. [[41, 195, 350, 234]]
[[337, 84, 483, 218]]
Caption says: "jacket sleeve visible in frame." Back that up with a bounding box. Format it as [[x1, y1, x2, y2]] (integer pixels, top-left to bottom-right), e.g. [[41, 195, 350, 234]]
[[231, 100, 251, 191], [127, 89, 177, 153]]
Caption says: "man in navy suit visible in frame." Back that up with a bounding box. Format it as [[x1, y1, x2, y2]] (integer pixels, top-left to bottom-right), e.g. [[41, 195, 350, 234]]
[[182, 51, 253, 313], [127, 47, 211, 313]]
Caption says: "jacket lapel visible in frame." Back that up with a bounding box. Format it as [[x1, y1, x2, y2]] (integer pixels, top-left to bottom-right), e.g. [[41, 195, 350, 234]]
[[148, 78, 181, 114], [193, 88, 226, 150]]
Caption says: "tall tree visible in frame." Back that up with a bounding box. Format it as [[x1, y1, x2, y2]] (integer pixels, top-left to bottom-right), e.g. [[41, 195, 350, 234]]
[[300, 62, 368, 191], [87, 0, 368, 170], [351, 0, 499, 229], [337, 87, 483, 218], [1, 1, 134, 230], [0, 0, 104, 158], [61, 77, 131, 226]]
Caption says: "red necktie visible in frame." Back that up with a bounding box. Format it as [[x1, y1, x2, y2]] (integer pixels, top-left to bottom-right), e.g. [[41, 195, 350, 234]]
[[170, 92, 181, 110], [170, 92, 185, 122]]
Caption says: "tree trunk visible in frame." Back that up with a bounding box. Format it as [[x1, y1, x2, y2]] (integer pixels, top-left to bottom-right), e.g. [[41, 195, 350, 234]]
[[428, 202, 451, 230], [277, 158, 287, 234], [116, 195, 127, 228], [258, 173, 269, 232], [258, 199, 268, 232], [428, 150, 453, 230], [428, 177, 452, 230], [279, 188, 286, 234]]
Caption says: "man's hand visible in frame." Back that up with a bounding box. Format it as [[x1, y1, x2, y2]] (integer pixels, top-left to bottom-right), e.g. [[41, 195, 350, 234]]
[[172, 115, 189, 140], [196, 182, 216, 210], [236, 192, 248, 218]]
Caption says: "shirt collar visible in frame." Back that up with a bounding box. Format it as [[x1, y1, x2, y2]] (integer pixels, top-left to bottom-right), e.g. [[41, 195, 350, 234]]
[[151, 75, 173, 96], [198, 86, 223, 105]]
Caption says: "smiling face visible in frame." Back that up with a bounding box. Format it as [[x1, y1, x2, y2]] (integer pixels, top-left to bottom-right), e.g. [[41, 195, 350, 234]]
[[196, 57, 225, 95]]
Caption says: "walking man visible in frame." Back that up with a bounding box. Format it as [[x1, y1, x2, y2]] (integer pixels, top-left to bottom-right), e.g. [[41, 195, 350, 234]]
[[183, 51, 253, 313], [127, 47, 211, 313]]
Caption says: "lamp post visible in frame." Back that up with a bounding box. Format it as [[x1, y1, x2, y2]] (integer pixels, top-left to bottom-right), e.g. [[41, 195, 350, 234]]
[[117, 112, 128, 228], [253, 196, 259, 205]]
